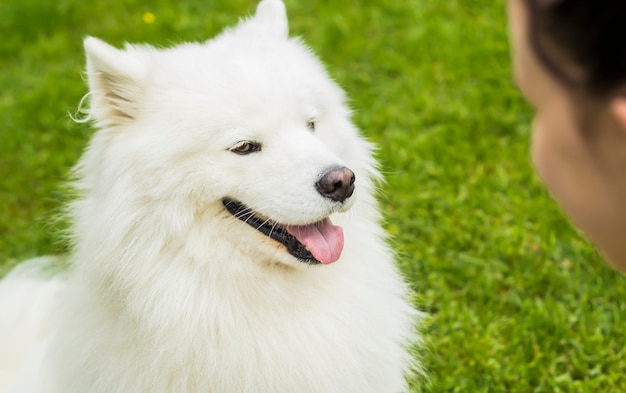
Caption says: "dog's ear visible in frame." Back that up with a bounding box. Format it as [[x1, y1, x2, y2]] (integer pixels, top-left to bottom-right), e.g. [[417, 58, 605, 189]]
[[235, 0, 289, 39], [83, 37, 146, 128]]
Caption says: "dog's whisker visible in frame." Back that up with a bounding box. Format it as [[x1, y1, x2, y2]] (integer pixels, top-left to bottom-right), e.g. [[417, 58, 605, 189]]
[[268, 221, 281, 238], [256, 218, 273, 232]]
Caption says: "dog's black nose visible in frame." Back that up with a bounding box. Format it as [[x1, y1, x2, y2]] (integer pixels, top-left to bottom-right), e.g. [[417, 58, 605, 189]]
[[316, 166, 355, 202]]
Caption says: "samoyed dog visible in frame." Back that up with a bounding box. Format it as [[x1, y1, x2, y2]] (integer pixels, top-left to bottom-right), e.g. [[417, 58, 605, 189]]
[[0, 1, 421, 392]]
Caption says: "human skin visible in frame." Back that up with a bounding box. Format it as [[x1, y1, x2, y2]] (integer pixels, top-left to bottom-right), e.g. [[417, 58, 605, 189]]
[[507, 0, 626, 271]]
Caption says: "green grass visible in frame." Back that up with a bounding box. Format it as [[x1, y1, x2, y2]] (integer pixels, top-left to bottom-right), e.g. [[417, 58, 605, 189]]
[[2, 0, 626, 391]]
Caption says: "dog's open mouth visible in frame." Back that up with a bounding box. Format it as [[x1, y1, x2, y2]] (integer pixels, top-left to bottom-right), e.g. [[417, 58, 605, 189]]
[[223, 199, 344, 265]]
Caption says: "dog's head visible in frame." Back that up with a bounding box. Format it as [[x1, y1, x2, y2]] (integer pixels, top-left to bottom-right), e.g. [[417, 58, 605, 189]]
[[77, 0, 378, 268]]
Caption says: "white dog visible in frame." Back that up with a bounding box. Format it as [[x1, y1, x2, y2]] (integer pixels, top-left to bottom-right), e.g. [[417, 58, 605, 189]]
[[0, 1, 421, 392]]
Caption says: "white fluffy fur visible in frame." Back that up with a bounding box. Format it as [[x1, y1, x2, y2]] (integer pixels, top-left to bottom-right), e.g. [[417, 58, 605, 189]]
[[0, 1, 421, 392]]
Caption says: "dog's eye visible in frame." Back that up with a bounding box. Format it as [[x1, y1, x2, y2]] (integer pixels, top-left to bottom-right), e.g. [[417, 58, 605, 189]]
[[307, 119, 316, 132], [230, 141, 262, 155]]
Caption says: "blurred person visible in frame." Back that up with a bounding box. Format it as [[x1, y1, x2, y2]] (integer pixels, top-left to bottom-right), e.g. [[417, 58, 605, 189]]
[[507, 0, 626, 271]]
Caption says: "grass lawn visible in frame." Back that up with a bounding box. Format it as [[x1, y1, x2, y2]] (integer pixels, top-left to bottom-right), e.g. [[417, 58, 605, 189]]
[[2, 0, 626, 391]]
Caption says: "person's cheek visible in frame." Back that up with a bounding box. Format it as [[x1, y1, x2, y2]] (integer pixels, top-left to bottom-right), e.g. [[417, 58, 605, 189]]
[[531, 116, 554, 186], [531, 115, 578, 214], [531, 112, 581, 198], [531, 115, 605, 243]]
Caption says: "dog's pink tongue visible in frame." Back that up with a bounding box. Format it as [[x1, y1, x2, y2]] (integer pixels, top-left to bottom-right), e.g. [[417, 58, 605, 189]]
[[286, 219, 344, 264]]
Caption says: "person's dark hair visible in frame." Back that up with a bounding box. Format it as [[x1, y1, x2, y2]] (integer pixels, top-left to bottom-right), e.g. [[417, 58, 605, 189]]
[[525, 0, 626, 97]]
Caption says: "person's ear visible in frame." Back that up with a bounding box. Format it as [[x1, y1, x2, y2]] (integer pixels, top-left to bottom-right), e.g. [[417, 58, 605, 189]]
[[609, 95, 626, 133]]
